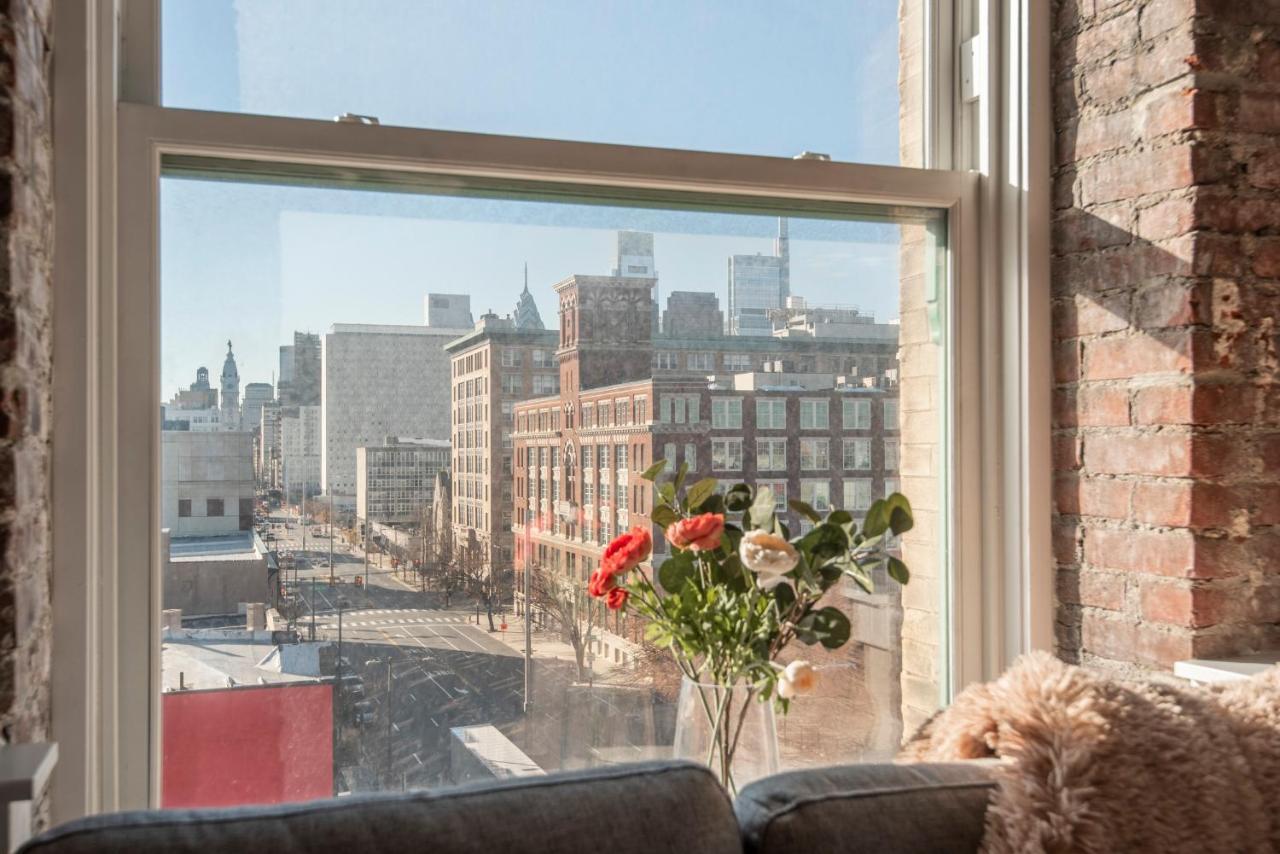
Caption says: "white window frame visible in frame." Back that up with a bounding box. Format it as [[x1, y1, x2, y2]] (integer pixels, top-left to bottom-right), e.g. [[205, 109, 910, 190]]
[[51, 0, 1050, 817]]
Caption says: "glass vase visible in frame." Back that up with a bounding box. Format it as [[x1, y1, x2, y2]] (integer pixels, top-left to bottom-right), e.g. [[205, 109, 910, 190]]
[[672, 676, 778, 794]]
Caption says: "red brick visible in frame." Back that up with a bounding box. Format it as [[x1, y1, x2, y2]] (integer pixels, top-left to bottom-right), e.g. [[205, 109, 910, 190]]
[[1136, 27, 1197, 89], [1055, 473, 1082, 515], [1081, 570, 1127, 610], [1080, 476, 1134, 519], [1053, 206, 1133, 254], [1136, 194, 1195, 241], [1053, 519, 1082, 567], [1140, 579, 1234, 628], [1132, 281, 1207, 329], [1084, 146, 1195, 205], [1083, 429, 1191, 476], [1134, 623, 1195, 668], [1076, 10, 1139, 61], [1084, 526, 1196, 576], [1057, 291, 1131, 337], [1077, 383, 1130, 426], [1081, 611, 1138, 661], [1138, 0, 1193, 41], [1053, 338, 1082, 384], [1191, 433, 1259, 479], [1248, 149, 1280, 190], [1132, 479, 1192, 526], [1132, 384, 1193, 424], [1251, 237, 1280, 278], [1082, 333, 1192, 380], [1238, 93, 1280, 134], [1191, 382, 1258, 426], [1260, 40, 1280, 83], [1053, 433, 1083, 471], [1190, 535, 1250, 579]]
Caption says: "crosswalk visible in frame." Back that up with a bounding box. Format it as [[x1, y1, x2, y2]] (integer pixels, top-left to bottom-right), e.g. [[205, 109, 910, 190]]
[[318, 609, 473, 631]]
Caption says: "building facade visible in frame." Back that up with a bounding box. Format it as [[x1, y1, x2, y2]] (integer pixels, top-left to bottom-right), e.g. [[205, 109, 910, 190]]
[[727, 218, 790, 336], [279, 331, 321, 408], [321, 322, 467, 504], [424, 293, 474, 329], [445, 314, 559, 579], [259, 401, 282, 491], [355, 437, 451, 525], [241, 382, 273, 434], [161, 431, 256, 538], [281, 405, 322, 504]]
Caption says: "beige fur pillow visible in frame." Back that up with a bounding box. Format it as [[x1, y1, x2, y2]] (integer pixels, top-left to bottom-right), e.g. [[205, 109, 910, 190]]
[[901, 651, 1280, 854]]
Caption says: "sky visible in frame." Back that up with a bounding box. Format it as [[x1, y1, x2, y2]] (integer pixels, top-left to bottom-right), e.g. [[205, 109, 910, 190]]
[[159, 0, 913, 395]]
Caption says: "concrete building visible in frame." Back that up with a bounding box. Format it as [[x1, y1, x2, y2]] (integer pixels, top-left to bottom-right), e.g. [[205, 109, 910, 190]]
[[662, 291, 724, 339], [445, 314, 559, 578], [162, 405, 222, 432], [241, 382, 273, 433], [162, 430, 256, 538], [278, 331, 321, 408], [219, 340, 241, 428], [768, 298, 899, 342], [321, 322, 468, 505], [425, 293, 474, 329], [727, 218, 790, 336], [259, 402, 282, 491], [355, 437, 451, 525], [162, 529, 272, 618], [281, 405, 321, 504]]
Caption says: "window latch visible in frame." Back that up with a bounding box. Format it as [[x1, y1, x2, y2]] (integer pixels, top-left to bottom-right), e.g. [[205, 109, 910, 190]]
[[960, 35, 984, 103]]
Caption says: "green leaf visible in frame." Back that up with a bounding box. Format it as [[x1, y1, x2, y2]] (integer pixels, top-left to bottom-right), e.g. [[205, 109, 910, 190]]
[[887, 556, 910, 585], [814, 607, 851, 649], [886, 493, 914, 535], [862, 499, 890, 539], [772, 581, 796, 610], [700, 494, 726, 515], [724, 484, 752, 512], [750, 487, 776, 533], [651, 504, 680, 529], [686, 477, 719, 511], [640, 459, 668, 482], [658, 554, 695, 593], [658, 482, 676, 505], [828, 509, 854, 529], [674, 461, 690, 495], [788, 499, 821, 523], [797, 522, 849, 562]]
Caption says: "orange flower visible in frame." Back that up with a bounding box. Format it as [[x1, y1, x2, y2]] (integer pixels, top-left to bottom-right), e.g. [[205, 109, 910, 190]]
[[605, 586, 629, 611], [602, 526, 653, 576], [666, 513, 725, 552], [587, 569, 616, 598]]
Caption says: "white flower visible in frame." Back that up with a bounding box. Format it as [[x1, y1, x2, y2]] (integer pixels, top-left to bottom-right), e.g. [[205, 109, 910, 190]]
[[777, 660, 817, 699], [739, 529, 799, 589]]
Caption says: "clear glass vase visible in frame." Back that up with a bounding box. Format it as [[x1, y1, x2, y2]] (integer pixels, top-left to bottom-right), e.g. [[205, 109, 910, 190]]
[[672, 676, 778, 794]]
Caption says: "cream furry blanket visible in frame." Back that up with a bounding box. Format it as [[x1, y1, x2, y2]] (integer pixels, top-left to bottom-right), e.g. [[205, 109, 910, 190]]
[[901, 652, 1280, 853]]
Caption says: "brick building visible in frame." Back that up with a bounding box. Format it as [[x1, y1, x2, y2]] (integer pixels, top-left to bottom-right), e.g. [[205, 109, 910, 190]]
[[512, 270, 902, 666], [445, 315, 560, 574]]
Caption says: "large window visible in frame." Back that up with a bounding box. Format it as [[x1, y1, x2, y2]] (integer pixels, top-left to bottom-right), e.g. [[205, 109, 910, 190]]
[[55, 0, 1068, 819]]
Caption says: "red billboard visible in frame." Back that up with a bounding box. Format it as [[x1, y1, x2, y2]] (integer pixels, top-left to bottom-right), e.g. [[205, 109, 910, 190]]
[[162, 682, 333, 808]]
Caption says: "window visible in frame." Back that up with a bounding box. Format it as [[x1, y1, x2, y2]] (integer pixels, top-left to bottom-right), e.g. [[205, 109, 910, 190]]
[[757, 398, 786, 429], [177, 499, 191, 517], [663, 443, 676, 465], [883, 398, 899, 430], [654, 352, 679, 371], [843, 398, 872, 430], [843, 438, 872, 471], [843, 479, 873, 512], [884, 477, 900, 498], [885, 439, 900, 472], [799, 399, 829, 430], [800, 438, 829, 470], [711, 398, 742, 428], [617, 483, 628, 511], [673, 397, 686, 423], [501, 349, 520, 368], [634, 397, 648, 423], [756, 438, 787, 471], [711, 439, 743, 471], [758, 480, 788, 510], [89, 0, 1013, 814], [800, 480, 832, 512], [688, 352, 713, 371], [583, 480, 594, 506], [206, 498, 224, 517], [684, 443, 697, 469], [615, 445, 628, 471], [615, 400, 629, 425]]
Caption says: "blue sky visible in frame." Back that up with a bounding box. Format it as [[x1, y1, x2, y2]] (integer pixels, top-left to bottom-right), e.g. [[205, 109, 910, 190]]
[[160, 0, 909, 395]]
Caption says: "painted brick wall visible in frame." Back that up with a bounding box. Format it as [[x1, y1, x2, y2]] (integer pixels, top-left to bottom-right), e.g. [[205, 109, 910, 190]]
[[0, 0, 52, 745], [1053, 0, 1280, 671]]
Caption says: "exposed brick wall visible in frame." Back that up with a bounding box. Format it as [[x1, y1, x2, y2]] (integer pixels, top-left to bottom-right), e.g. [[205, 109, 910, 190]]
[[1053, 0, 1280, 671], [0, 0, 53, 744]]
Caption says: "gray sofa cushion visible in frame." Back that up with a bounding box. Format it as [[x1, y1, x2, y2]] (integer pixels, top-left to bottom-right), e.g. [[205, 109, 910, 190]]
[[22, 761, 741, 854], [735, 762, 996, 854]]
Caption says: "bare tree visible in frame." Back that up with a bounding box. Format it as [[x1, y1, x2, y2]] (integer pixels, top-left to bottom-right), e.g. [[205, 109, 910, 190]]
[[457, 535, 506, 632], [529, 563, 597, 682]]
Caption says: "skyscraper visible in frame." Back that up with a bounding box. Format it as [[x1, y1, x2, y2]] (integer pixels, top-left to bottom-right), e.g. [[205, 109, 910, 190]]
[[727, 217, 790, 336]]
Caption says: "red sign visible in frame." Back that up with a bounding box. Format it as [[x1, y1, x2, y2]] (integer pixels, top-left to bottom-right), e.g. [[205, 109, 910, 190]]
[[162, 682, 333, 808]]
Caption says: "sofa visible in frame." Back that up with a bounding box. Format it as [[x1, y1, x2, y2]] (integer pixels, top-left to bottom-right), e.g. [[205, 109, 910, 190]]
[[20, 760, 996, 854]]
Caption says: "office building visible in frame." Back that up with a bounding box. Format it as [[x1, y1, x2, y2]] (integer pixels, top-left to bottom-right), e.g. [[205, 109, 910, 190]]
[[281, 405, 321, 504], [279, 331, 321, 407], [241, 382, 273, 433], [355, 437, 451, 525], [425, 293, 474, 329], [727, 218, 790, 336], [161, 430, 256, 538]]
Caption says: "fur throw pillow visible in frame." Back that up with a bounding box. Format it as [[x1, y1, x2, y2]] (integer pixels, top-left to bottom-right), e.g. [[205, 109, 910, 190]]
[[900, 651, 1280, 853]]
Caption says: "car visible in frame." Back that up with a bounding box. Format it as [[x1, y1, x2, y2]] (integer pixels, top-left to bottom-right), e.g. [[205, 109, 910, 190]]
[[338, 673, 364, 695], [352, 700, 376, 725]]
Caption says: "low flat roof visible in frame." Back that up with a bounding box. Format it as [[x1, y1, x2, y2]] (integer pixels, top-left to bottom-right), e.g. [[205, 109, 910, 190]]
[[168, 531, 262, 562]]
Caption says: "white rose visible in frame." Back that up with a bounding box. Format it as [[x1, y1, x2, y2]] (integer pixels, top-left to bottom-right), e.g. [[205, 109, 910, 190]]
[[739, 529, 799, 589], [777, 660, 817, 699]]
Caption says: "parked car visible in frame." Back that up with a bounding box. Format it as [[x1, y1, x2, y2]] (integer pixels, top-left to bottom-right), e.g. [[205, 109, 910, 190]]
[[352, 700, 376, 726]]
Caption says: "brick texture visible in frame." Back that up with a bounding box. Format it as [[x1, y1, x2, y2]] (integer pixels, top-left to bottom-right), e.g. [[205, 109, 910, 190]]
[[0, 0, 53, 750], [1054, 0, 1280, 671]]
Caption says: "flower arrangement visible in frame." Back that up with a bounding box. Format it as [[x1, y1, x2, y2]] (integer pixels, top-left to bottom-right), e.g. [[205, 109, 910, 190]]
[[586, 460, 914, 791]]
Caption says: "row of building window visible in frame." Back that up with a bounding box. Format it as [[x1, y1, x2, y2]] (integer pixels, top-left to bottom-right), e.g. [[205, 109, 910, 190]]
[[700, 437, 900, 472], [708, 397, 899, 430]]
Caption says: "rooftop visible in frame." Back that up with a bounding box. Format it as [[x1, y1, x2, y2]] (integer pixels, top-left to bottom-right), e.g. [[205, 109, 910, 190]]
[[167, 531, 264, 563]]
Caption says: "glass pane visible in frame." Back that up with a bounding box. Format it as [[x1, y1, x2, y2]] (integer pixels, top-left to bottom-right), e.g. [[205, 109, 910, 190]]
[[161, 0, 925, 167], [158, 172, 946, 806]]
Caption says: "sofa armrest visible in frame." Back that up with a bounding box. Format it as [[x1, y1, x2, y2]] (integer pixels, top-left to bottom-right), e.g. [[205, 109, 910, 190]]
[[735, 762, 996, 854]]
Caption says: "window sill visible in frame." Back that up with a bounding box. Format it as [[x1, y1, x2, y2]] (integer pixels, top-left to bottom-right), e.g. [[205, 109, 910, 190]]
[[1173, 653, 1280, 685]]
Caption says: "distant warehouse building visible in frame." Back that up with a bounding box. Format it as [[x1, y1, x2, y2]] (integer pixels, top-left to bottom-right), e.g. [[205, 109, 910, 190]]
[[356, 437, 451, 525]]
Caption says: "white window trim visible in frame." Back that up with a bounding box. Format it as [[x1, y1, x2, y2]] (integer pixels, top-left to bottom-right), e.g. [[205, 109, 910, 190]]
[[50, 0, 1050, 817]]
